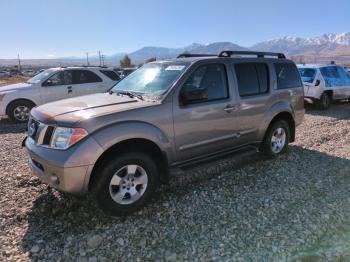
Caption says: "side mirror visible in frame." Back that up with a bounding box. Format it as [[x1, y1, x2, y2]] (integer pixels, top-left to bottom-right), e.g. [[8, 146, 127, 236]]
[[180, 88, 208, 105], [43, 79, 53, 87], [314, 79, 321, 86]]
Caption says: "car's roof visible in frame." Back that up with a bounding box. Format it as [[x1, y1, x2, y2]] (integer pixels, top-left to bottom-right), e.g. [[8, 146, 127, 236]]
[[158, 56, 294, 64], [297, 64, 338, 69], [49, 66, 114, 71]]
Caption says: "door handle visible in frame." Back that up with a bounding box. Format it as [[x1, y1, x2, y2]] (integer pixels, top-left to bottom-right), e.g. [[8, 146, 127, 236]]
[[289, 90, 297, 96], [224, 105, 238, 112], [67, 86, 72, 93]]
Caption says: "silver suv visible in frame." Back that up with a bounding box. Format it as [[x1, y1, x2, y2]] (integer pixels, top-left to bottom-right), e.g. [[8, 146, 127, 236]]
[[24, 51, 304, 216]]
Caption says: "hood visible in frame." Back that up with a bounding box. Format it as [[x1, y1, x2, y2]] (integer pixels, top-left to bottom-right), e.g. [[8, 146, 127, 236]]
[[31, 93, 155, 124], [0, 82, 33, 92]]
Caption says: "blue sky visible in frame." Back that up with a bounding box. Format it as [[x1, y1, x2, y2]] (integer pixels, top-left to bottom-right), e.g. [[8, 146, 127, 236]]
[[0, 0, 349, 59]]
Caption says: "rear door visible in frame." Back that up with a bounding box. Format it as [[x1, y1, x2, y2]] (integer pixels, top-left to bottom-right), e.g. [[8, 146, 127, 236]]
[[336, 66, 350, 98], [231, 61, 273, 143], [320, 66, 346, 99], [72, 70, 106, 96]]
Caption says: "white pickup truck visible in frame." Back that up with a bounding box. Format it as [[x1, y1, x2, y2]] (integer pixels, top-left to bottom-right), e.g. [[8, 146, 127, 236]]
[[0, 67, 120, 122]]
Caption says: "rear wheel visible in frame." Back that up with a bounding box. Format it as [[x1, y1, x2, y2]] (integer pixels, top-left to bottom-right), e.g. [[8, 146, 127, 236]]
[[7, 100, 35, 123], [318, 92, 331, 110], [260, 120, 290, 158], [93, 152, 159, 216]]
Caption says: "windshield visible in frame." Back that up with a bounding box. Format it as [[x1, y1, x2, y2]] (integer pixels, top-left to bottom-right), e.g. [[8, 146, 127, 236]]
[[110, 63, 188, 96], [298, 68, 316, 83], [27, 69, 56, 84]]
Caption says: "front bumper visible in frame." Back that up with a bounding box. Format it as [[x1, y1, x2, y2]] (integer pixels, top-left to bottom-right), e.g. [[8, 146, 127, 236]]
[[25, 135, 104, 195]]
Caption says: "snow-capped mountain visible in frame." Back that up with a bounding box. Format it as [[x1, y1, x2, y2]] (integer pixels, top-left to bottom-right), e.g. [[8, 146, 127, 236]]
[[252, 32, 350, 56], [1, 32, 349, 66]]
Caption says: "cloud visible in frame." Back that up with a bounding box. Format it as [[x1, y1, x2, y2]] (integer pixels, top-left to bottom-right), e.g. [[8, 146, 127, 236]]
[[46, 54, 56, 58]]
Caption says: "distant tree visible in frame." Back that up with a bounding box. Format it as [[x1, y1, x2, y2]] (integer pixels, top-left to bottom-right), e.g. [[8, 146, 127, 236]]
[[292, 56, 305, 65], [178, 51, 189, 58], [145, 57, 156, 63], [120, 55, 133, 68]]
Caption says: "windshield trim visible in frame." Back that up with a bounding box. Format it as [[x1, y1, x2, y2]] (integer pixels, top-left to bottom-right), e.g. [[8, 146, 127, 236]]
[[110, 62, 190, 101]]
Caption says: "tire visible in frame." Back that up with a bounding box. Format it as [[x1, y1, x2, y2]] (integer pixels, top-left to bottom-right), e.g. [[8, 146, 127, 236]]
[[260, 120, 290, 159], [93, 152, 159, 216], [7, 100, 35, 123], [318, 92, 331, 110]]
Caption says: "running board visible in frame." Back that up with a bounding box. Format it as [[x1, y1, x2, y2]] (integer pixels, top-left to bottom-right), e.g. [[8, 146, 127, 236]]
[[170, 145, 258, 173]]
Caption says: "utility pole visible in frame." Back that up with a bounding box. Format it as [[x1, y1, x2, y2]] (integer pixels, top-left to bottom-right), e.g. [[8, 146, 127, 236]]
[[86, 52, 89, 66], [17, 54, 22, 71], [101, 54, 105, 66], [98, 51, 101, 66]]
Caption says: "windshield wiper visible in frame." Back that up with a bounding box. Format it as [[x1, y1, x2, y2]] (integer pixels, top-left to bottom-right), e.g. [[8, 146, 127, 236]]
[[115, 91, 144, 101]]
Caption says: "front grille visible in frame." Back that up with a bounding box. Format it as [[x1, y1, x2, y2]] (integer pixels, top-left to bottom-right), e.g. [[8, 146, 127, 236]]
[[27, 117, 54, 146]]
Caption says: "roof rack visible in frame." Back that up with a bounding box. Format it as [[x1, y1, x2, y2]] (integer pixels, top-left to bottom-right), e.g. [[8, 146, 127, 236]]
[[177, 53, 217, 58], [218, 51, 286, 59]]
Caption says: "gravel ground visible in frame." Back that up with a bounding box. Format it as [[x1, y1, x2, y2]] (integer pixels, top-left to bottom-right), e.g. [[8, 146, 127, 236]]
[[1, 103, 350, 261]]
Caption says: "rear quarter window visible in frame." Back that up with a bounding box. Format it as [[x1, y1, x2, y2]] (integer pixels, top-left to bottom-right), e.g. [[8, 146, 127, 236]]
[[274, 63, 302, 89]]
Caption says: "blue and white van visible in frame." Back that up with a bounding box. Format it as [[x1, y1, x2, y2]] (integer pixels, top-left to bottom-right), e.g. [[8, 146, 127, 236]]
[[297, 64, 350, 109]]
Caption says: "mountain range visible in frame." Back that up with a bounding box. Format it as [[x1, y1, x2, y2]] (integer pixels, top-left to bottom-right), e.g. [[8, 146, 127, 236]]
[[1, 32, 350, 67]]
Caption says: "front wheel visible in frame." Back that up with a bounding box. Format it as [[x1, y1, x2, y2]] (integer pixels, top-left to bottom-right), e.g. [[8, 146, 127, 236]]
[[93, 152, 159, 216], [7, 100, 35, 123], [260, 120, 290, 158], [318, 92, 331, 110]]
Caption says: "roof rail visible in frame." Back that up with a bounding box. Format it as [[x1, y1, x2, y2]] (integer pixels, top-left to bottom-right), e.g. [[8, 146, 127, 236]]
[[218, 51, 286, 59], [177, 53, 217, 58]]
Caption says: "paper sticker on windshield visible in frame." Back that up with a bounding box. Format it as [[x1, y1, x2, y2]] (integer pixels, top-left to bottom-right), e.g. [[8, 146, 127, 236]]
[[165, 65, 185, 71]]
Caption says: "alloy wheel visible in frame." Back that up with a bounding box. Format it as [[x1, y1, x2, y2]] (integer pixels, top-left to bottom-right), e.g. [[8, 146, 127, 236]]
[[109, 164, 148, 205]]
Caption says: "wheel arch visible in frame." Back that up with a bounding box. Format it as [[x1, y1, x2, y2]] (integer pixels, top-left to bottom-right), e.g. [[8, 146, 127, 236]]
[[6, 98, 36, 116], [88, 138, 169, 192], [264, 111, 295, 142]]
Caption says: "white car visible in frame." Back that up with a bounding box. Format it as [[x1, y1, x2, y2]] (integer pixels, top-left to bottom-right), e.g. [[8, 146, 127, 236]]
[[298, 64, 350, 109], [0, 71, 10, 78], [0, 67, 120, 122]]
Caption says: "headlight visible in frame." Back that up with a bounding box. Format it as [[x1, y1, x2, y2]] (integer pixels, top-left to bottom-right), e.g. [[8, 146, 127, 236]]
[[50, 127, 88, 150]]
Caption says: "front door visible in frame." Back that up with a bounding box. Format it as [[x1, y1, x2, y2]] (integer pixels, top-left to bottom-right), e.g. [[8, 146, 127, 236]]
[[41, 70, 75, 104], [172, 63, 240, 162]]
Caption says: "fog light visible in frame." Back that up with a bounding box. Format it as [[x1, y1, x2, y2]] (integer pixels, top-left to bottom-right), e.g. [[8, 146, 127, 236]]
[[50, 174, 60, 185]]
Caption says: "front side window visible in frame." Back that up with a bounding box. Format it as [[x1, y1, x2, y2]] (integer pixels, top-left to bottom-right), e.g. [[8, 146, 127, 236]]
[[181, 64, 228, 103], [235, 63, 269, 96], [111, 63, 189, 96], [43, 71, 73, 86], [274, 63, 302, 89]]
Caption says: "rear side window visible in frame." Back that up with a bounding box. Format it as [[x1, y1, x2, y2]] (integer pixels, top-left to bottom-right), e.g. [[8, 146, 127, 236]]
[[182, 64, 228, 102], [72, 70, 102, 84], [274, 63, 301, 89], [234, 63, 269, 96], [100, 70, 120, 81]]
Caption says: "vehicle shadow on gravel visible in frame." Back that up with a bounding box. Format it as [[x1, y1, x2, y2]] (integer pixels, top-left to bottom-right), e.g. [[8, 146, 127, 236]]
[[0, 118, 27, 134], [305, 102, 350, 120], [21, 146, 350, 260]]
